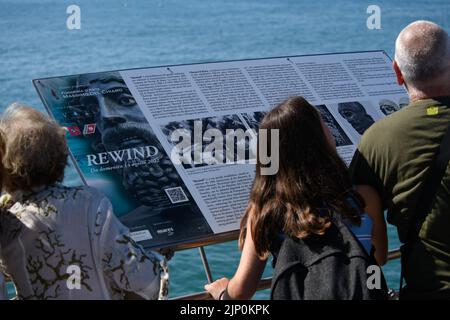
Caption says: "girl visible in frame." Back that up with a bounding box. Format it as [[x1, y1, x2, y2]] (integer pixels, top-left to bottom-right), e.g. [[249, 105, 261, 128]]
[[205, 96, 387, 300]]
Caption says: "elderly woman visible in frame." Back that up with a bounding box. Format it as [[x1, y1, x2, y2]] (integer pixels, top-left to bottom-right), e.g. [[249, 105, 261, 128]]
[[0, 103, 163, 300]]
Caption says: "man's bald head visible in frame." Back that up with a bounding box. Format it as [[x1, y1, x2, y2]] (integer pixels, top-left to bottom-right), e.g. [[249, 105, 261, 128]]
[[395, 20, 450, 85]]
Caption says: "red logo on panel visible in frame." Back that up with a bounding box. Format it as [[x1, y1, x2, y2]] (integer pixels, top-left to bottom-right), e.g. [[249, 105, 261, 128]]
[[83, 123, 96, 135], [67, 126, 81, 136]]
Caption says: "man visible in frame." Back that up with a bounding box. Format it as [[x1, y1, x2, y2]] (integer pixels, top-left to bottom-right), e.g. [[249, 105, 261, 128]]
[[338, 101, 375, 135], [350, 21, 450, 299]]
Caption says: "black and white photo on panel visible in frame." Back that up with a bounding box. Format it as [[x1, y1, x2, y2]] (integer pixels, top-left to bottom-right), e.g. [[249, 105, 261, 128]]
[[161, 114, 253, 169], [315, 105, 353, 147], [241, 111, 267, 131]]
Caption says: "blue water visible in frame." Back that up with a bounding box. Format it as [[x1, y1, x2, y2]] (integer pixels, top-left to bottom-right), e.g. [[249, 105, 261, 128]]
[[0, 0, 449, 299]]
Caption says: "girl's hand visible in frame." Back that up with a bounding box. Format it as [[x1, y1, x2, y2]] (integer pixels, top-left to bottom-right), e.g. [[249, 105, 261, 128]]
[[204, 277, 230, 300]]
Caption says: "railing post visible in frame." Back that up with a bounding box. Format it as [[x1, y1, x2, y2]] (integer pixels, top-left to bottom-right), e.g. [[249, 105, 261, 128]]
[[172, 248, 403, 300], [198, 246, 214, 284]]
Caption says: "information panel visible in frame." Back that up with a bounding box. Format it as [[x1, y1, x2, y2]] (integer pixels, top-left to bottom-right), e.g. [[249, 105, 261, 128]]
[[33, 51, 408, 249]]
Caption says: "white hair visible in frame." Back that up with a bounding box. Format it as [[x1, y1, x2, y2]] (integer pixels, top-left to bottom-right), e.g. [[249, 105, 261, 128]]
[[395, 20, 450, 83]]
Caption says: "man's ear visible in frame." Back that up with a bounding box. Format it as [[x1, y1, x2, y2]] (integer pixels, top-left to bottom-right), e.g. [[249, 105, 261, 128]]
[[393, 60, 405, 86]]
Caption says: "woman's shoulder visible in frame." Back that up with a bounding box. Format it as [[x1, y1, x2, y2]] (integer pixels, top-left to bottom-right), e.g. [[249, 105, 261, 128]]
[[9, 185, 109, 217], [3, 185, 107, 217], [44, 184, 107, 203]]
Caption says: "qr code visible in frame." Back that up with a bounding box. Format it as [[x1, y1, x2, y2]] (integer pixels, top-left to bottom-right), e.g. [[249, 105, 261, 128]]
[[164, 187, 189, 204]]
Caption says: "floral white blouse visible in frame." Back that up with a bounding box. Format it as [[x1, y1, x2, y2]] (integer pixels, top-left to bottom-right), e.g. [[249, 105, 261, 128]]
[[0, 184, 163, 300]]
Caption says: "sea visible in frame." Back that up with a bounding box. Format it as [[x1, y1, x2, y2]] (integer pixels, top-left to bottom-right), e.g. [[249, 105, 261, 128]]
[[0, 0, 449, 299]]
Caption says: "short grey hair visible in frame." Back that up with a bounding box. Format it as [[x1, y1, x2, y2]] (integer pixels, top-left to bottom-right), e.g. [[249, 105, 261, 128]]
[[395, 20, 450, 83], [0, 103, 68, 192]]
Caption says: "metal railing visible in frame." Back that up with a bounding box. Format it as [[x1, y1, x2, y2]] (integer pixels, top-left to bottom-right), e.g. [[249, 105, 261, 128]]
[[3, 248, 401, 300], [172, 248, 401, 300]]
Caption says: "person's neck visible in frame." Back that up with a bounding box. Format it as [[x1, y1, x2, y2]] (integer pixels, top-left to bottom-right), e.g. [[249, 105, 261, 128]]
[[407, 78, 450, 103]]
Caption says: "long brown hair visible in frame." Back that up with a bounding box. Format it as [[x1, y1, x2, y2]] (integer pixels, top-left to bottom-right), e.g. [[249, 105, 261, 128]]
[[239, 96, 363, 258]]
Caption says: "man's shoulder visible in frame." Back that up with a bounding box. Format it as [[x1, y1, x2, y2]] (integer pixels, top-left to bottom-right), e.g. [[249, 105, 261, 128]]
[[361, 97, 450, 147], [360, 107, 411, 147]]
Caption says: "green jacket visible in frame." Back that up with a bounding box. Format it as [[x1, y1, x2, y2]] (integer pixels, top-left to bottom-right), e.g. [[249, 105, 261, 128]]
[[350, 96, 450, 299]]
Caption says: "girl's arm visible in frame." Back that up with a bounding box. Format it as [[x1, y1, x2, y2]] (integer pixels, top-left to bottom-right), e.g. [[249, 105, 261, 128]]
[[356, 185, 388, 265], [205, 216, 267, 300]]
